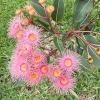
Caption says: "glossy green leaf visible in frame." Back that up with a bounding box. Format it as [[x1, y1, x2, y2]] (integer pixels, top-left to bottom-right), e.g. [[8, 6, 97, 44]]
[[53, 36, 64, 53], [78, 39, 86, 48], [85, 35, 99, 44], [73, 0, 93, 27], [76, 37, 86, 54], [52, 0, 64, 22], [79, 55, 90, 68], [31, 1, 47, 17], [36, 18, 50, 31], [88, 47, 100, 68], [84, 35, 100, 48]]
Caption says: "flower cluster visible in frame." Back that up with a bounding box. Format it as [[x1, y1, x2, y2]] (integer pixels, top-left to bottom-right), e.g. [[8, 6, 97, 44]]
[[50, 51, 80, 93], [8, 4, 80, 93]]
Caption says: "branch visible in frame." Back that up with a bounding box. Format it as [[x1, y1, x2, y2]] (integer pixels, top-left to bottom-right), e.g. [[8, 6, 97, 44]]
[[74, 30, 100, 35], [74, 32, 100, 48]]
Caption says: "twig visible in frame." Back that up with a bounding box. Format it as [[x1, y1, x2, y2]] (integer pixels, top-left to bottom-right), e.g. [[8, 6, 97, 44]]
[[74, 30, 100, 35], [40, 34, 52, 42], [80, 18, 100, 30], [74, 32, 100, 48]]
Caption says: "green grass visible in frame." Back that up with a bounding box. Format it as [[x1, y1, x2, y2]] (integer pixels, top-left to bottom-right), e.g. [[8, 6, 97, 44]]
[[0, 0, 100, 100]]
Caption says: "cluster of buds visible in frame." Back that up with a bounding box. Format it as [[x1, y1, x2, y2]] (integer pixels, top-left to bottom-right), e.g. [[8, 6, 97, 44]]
[[16, 0, 55, 17], [7, 1, 81, 93], [25, 4, 37, 16]]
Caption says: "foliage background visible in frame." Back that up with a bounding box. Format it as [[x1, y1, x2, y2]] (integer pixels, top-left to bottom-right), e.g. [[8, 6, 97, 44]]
[[0, 0, 100, 100]]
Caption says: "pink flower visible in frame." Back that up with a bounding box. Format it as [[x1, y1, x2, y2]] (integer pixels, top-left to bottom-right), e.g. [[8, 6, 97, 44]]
[[47, 64, 62, 82], [52, 74, 75, 93], [15, 42, 32, 58], [29, 63, 49, 77], [22, 25, 41, 46], [25, 68, 43, 86], [8, 16, 22, 38], [58, 50, 80, 73], [9, 54, 30, 81], [39, 64, 49, 77], [32, 49, 46, 64]]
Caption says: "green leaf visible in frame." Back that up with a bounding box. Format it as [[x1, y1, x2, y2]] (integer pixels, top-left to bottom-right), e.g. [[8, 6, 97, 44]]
[[78, 39, 86, 48], [84, 35, 100, 48], [79, 55, 90, 68], [73, 0, 93, 27], [88, 47, 100, 68], [31, 1, 47, 17], [52, 0, 64, 22], [53, 36, 64, 54], [85, 35, 99, 44], [70, 90, 79, 100], [32, 0, 38, 3], [36, 18, 50, 31], [76, 37, 85, 54], [47, 56, 54, 64]]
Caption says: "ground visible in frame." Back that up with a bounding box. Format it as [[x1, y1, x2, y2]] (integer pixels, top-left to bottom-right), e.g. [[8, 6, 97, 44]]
[[0, 0, 100, 100]]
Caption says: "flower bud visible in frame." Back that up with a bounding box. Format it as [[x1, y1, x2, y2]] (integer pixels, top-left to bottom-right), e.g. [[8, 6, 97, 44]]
[[88, 55, 93, 64], [25, 5, 37, 16], [25, 5, 33, 11], [28, 8, 37, 16], [15, 9, 22, 15], [46, 5, 54, 14], [96, 48, 100, 56], [16, 31, 23, 39], [39, 0, 46, 4], [21, 17, 29, 26]]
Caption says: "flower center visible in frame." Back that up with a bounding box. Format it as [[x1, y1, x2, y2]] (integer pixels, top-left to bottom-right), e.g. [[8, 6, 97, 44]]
[[41, 65, 48, 74], [31, 72, 38, 79], [28, 33, 37, 42], [60, 77, 69, 85], [53, 69, 61, 77], [16, 31, 23, 39], [20, 63, 27, 72], [64, 58, 72, 67], [34, 55, 42, 63]]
